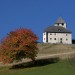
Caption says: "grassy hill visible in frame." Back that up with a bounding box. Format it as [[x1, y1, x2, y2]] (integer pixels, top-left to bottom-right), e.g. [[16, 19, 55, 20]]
[[0, 44, 75, 75], [37, 43, 75, 59], [38, 43, 75, 54]]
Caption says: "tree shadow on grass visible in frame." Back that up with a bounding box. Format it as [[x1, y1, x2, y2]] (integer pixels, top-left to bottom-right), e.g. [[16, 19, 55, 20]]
[[10, 57, 59, 69]]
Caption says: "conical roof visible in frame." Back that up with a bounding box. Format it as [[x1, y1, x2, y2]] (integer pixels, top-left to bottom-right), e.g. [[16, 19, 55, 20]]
[[55, 17, 66, 24]]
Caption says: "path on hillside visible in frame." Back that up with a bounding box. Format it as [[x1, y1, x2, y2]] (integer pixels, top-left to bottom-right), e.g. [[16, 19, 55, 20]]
[[36, 51, 75, 60], [0, 51, 75, 67]]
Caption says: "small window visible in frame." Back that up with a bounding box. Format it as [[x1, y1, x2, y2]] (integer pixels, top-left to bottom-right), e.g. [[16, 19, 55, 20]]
[[58, 23, 59, 26], [66, 39, 68, 41], [58, 29, 61, 31], [60, 38, 62, 40], [62, 23, 64, 25], [44, 38, 45, 40], [66, 34, 67, 36], [50, 38, 52, 40], [54, 38, 56, 40], [44, 33, 45, 35]]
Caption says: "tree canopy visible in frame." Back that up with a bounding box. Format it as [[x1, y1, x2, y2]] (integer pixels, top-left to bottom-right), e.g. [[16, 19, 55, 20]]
[[0, 28, 38, 64]]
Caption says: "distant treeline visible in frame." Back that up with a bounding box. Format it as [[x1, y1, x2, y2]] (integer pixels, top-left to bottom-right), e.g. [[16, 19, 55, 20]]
[[72, 39, 75, 44]]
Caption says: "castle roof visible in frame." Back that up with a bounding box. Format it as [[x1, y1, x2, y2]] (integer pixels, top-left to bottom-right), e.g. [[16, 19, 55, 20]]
[[55, 17, 66, 24], [44, 26, 71, 33]]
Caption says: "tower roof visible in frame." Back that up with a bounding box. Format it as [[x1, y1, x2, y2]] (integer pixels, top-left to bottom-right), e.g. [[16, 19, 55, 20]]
[[55, 17, 66, 24]]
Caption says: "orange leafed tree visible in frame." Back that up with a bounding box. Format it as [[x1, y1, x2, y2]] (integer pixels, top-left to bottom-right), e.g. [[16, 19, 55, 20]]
[[0, 28, 38, 64]]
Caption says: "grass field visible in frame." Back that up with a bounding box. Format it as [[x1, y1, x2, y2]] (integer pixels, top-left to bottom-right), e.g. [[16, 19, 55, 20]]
[[0, 44, 75, 75], [0, 59, 75, 75]]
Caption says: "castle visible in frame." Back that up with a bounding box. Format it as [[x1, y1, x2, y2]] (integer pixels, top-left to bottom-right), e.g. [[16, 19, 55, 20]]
[[43, 17, 72, 44]]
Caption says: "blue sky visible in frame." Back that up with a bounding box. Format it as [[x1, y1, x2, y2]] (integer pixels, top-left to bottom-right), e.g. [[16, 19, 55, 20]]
[[0, 0, 75, 42]]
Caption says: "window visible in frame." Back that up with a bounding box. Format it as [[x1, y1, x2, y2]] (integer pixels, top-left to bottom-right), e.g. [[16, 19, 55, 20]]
[[54, 38, 56, 40], [50, 38, 52, 40], [44, 33, 45, 35], [57, 23, 59, 26], [44, 38, 45, 40], [66, 39, 68, 41], [66, 34, 68, 36], [58, 29, 61, 31], [62, 23, 64, 26], [60, 38, 62, 40]]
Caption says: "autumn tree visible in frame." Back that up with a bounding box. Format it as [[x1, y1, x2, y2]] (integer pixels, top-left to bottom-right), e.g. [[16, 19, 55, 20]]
[[0, 28, 38, 64]]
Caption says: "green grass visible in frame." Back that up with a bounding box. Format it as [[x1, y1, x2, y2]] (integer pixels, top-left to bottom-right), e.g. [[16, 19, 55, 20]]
[[0, 44, 75, 75], [0, 60, 75, 75]]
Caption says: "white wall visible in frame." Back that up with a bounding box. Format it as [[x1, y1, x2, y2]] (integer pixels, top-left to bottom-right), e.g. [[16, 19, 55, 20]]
[[43, 32, 72, 44], [54, 23, 66, 28], [43, 32, 47, 43]]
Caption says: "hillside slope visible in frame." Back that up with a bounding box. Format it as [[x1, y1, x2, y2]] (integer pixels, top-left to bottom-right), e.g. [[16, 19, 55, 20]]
[[38, 43, 75, 55]]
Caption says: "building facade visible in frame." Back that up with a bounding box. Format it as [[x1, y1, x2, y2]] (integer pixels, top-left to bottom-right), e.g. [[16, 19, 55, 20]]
[[43, 17, 72, 44]]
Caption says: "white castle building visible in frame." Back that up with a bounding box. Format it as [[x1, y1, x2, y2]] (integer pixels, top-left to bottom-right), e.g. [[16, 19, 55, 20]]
[[43, 17, 72, 44]]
